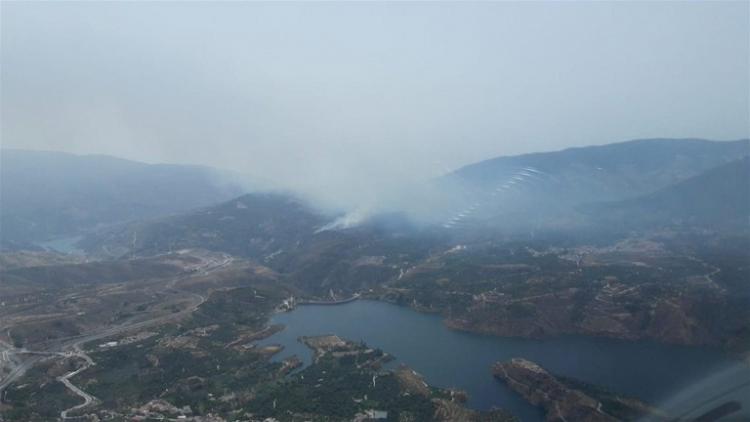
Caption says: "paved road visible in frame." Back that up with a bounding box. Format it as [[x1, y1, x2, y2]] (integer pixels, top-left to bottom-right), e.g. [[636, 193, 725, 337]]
[[58, 353, 97, 419], [0, 253, 226, 394]]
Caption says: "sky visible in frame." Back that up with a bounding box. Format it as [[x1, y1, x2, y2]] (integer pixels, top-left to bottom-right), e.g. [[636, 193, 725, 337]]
[[2, 1, 749, 209]]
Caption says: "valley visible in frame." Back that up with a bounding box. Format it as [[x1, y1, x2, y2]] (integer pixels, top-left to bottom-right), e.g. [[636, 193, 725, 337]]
[[3, 0, 749, 416], [1, 138, 749, 421]]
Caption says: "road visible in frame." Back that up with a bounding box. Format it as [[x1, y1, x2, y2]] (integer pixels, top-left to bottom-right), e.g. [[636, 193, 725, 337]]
[[58, 346, 97, 420], [0, 251, 231, 399], [0, 292, 206, 417], [0, 288, 206, 393]]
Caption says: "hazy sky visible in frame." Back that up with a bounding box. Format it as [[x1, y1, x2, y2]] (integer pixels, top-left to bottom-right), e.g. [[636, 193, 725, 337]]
[[2, 1, 748, 208]]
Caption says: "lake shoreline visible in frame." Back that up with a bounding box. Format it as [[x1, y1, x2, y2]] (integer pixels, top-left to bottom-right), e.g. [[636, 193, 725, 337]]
[[260, 299, 750, 421]]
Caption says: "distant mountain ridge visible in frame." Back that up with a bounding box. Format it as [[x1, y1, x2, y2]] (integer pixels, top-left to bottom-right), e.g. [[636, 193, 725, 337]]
[[436, 138, 749, 231], [0, 149, 248, 248], [5, 138, 749, 252], [592, 157, 750, 229], [450, 138, 748, 194]]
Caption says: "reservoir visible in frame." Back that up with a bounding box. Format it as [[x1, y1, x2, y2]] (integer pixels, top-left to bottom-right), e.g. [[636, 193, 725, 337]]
[[261, 300, 750, 421]]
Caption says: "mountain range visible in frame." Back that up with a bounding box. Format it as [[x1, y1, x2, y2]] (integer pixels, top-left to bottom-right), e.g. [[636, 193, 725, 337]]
[[3, 138, 748, 255], [436, 138, 749, 232], [0, 149, 248, 248]]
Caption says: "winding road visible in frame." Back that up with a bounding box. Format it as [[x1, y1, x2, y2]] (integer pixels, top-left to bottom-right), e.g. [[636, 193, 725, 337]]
[[0, 252, 232, 417], [58, 346, 97, 420]]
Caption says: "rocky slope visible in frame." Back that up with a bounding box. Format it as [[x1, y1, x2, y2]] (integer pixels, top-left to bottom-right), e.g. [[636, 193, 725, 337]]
[[492, 359, 657, 422]]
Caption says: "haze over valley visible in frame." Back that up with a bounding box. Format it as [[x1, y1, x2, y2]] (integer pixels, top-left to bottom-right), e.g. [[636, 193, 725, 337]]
[[1, 2, 749, 422]]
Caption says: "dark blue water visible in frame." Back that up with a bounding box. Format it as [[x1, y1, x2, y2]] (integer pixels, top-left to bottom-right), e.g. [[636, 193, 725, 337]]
[[260, 300, 750, 421]]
